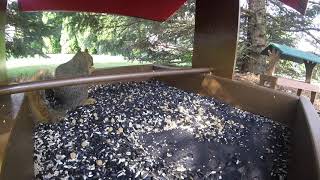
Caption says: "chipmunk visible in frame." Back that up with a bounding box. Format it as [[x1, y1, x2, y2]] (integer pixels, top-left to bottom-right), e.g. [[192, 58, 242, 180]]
[[27, 49, 96, 123]]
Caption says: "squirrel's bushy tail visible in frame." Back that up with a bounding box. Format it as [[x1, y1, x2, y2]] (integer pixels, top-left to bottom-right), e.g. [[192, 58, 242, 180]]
[[30, 69, 53, 82], [26, 70, 63, 123]]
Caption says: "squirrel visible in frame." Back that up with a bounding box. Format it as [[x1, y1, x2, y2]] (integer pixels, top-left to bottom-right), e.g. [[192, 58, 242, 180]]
[[27, 49, 96, 123]]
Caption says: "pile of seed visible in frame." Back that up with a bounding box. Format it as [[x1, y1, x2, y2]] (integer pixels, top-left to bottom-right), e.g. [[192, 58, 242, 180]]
[[33, 81, 291, 179]]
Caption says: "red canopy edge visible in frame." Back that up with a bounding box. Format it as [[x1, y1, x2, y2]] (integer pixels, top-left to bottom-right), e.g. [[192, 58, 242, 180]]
[[280, 0, 309, 14], [18, 0, 187, 21], [0, 0, 7, 11]]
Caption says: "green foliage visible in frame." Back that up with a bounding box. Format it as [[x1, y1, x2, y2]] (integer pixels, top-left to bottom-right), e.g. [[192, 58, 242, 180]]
[[4, 0, 320, 80], [6, 2, 53, 57], [6, 56, 142, 82], [275, 60, 305, 79], [62, 1, 195, 64], [45, 13, 63, 53], [266, 0, 320, 80], [69, 36, 81, 53], [238, 0, 320, 78], [266, 0, 319, 46], [50, 36, 62, 53]]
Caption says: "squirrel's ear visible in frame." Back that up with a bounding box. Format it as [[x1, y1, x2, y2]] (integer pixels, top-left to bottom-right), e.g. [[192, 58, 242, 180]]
[[85, 49, 89, 53]]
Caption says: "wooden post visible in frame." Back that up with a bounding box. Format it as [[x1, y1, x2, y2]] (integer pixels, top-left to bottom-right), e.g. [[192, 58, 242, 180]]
[[265, 48, 280, 76], [192, 0, 240, 79], [0, 0, 8, 85], [297, 89, 302, 96], [311, 91, 317, 104], [304, 60, 316, 83]]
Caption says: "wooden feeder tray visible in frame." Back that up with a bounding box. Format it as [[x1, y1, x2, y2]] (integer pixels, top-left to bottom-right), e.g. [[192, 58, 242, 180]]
[[0, 65, 319, 180]]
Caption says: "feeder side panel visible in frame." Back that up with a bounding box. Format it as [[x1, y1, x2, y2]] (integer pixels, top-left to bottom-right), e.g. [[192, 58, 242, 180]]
[[192, 0, 240, 79], [200, 76, 298, 125], [288, 97, 320, 180], [157, 75, 298, 125], [92, 65, 154, 76], [0, 97, 35, 180], [157, 74, 204, 93], [2, 66, 320, 179], [91, 65, 155, 84]]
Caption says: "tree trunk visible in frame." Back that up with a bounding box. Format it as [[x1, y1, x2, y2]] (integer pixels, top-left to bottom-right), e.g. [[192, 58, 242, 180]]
[[304, 61, 316, 83], [265, 48, 280, 76], [0, 2, 8, 85], [246, 0, 267, 74]]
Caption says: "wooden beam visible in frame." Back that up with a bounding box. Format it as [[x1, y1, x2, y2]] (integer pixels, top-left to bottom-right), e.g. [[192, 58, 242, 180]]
[[304, 61, 317, 83], [0, 0, 7, 85], [192, 0, 240, 79]]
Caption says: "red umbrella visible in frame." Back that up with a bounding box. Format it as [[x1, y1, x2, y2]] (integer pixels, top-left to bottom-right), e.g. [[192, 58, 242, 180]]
[[17, 0, 309, 21], [18, 0, 187, 21], [280, 0, 309, 14], [0, 0, 6, 11]]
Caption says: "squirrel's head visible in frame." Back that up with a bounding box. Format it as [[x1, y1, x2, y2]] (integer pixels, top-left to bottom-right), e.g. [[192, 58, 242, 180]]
[[73, 49, 94, 75]]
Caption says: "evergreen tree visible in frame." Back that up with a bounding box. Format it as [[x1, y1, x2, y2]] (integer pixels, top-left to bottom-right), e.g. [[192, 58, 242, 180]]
[[6, 2, 53, 57], [4, 0, 320, 76]]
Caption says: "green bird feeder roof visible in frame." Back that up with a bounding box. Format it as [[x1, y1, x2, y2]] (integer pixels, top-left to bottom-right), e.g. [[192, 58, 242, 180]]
[[261, 43, 320, 64]]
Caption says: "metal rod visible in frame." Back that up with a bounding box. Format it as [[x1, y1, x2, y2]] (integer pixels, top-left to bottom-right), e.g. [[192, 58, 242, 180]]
[[0, 68, 210, 95]]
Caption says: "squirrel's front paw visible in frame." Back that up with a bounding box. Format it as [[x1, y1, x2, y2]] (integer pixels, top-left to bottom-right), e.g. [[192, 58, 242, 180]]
[[82, 98, 97, 105]]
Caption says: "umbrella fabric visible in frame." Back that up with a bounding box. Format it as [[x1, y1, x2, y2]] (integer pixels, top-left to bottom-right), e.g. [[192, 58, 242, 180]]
[[18, 0, 187, 21], [0, 0, 6, 11], [280, 0, 309, 14], [17, 0, 309, 19]]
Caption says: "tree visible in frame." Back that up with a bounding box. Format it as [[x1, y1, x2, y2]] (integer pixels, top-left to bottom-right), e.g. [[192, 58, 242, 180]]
[[267, 0, 320, 46], [4, 0, 320, 81], [246, 0, 267, 73], [266, 0, 320, 82], [238, 0, 320, 77], [42, 12, 64, 54], [6, 2, 54, 57], [60, 0, 195, 64], [5, 0, 195, 65]]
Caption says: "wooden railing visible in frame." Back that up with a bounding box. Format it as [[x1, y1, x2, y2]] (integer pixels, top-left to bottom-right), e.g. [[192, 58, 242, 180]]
[[260, 74, 319, 104]]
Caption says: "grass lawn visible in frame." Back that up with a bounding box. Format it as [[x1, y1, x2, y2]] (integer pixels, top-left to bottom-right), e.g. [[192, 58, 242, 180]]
[[6, 54, 147, 81]]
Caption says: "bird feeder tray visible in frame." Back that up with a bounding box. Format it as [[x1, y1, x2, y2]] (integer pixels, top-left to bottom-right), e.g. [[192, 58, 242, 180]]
[[0, 0, 319, 179], [0, 65, 319, 180]]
